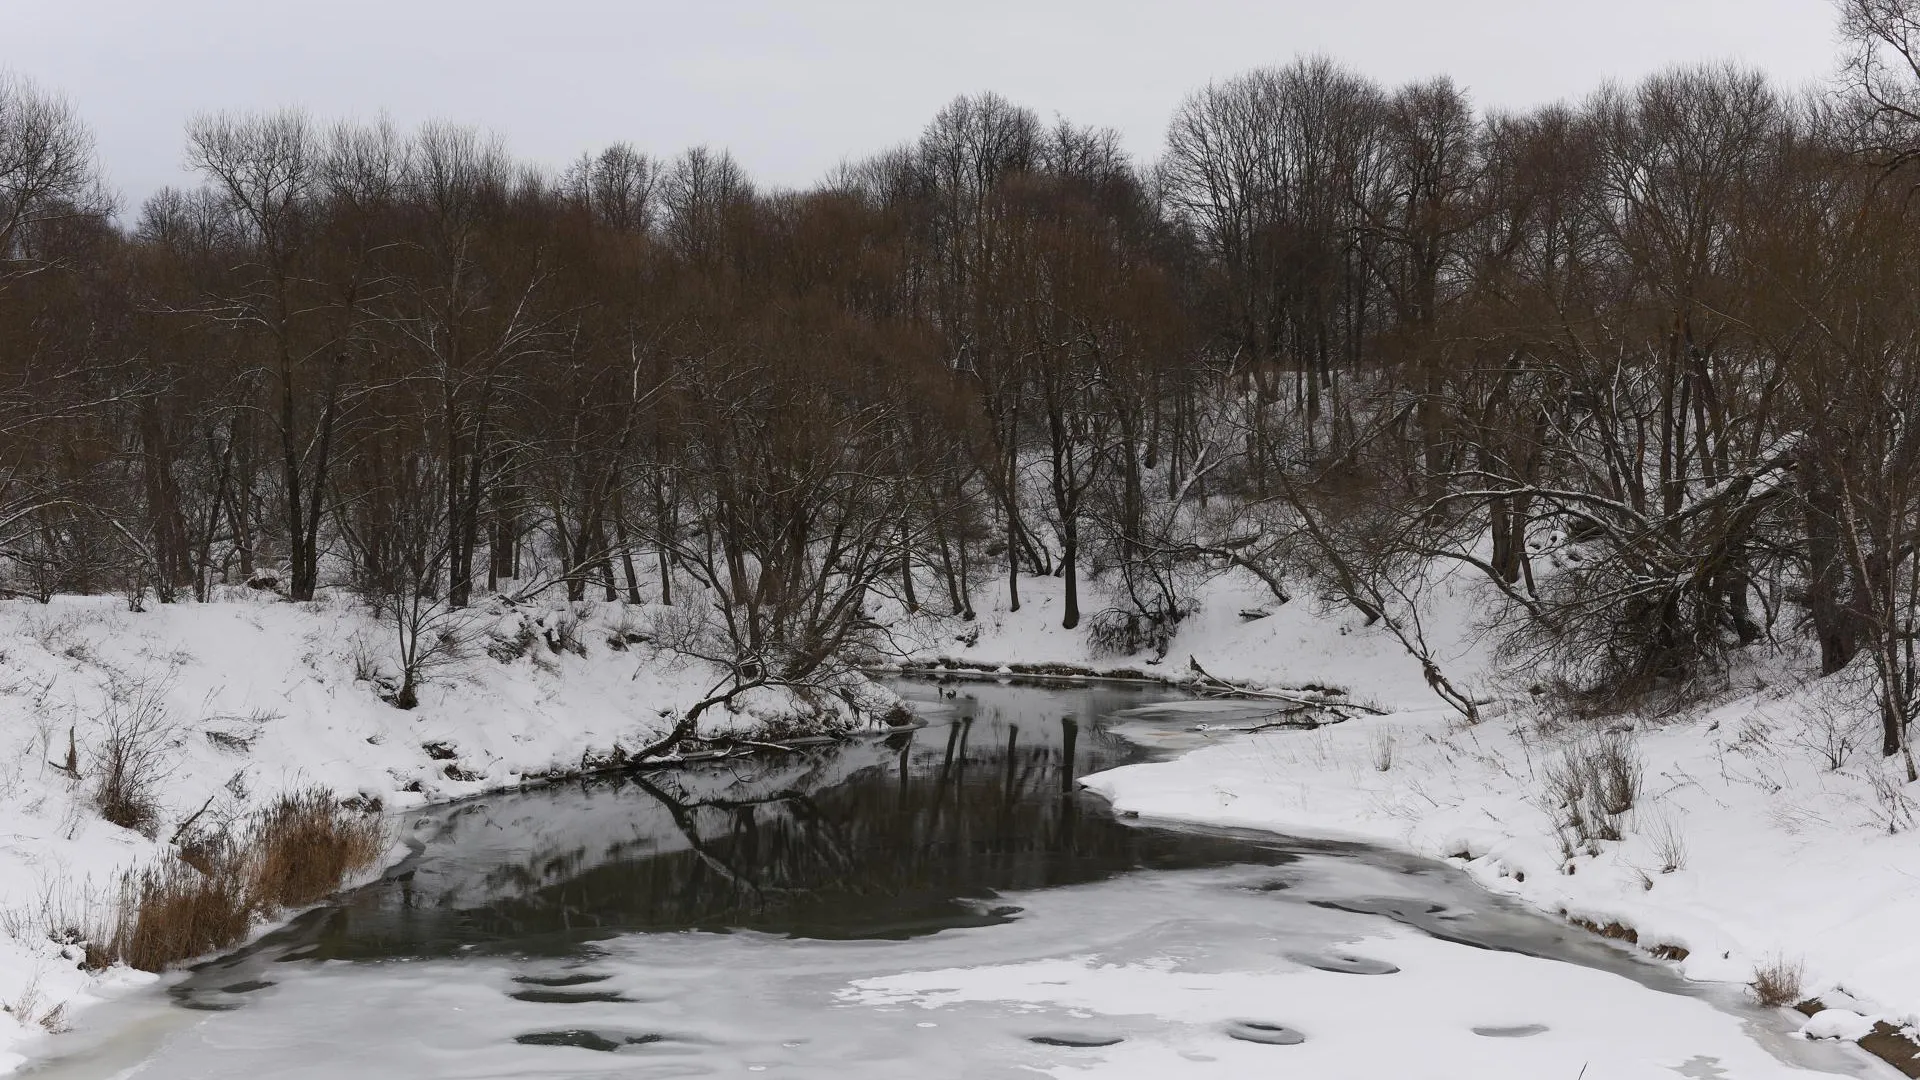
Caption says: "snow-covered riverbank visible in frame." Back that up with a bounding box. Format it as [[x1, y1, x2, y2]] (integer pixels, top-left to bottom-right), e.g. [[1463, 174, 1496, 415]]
[[10, 564, 1920, 1074], [901, 569, 1920, 1070], [0, 591, 880, 1072]]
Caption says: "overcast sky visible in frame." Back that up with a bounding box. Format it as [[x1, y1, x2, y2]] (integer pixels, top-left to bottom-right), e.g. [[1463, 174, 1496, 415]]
[[14, 0, 1842, 212]]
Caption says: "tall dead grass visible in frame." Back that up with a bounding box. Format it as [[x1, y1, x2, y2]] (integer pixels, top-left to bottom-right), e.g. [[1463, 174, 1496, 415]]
[[1543, 732, 1643, 845], [95, 788, 385, 973], [1750, 955, 1806, 1008], [248, 789, 386, 910]]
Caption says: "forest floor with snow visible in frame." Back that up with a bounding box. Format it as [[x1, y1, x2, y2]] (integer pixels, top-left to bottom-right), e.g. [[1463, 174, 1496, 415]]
[[894, 568, 1920, 1074], [0, 589, 886, 1072]]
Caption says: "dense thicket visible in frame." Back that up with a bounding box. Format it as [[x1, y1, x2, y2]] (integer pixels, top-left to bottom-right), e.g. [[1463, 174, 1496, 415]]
[[10, 3, 1920, 762]]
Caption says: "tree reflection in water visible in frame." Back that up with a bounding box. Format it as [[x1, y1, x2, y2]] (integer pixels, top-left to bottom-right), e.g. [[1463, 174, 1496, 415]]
[[237, 686, 1302, 963]]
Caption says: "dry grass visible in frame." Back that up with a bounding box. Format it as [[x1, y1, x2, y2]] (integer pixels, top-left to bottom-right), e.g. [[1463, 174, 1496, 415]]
[[248, 789, 386, 910], [1370, 728, 1396, 772], [1543, 733, 1643, 844], [1647, 812, 1688, 874], [88, 788, 386, 973], [105, 850, 253, 973], [2, 975, 70, 1034], [1750, 955, 1805, 1008]]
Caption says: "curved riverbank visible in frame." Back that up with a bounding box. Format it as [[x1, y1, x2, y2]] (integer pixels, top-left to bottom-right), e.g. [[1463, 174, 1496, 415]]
[[1079, 687, 1920, 1076], [12, 681, 1877, 1080], [0, 593, 891, 1072], [884, 569, 1920, 1073]]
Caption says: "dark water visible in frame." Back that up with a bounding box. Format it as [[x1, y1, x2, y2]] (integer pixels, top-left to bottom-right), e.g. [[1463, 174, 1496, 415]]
[[22, 681, 1883, 1080], [199, 682, 1305, 967]]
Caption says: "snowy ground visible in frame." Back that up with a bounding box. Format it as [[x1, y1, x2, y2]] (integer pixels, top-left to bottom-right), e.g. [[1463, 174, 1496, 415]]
[[885, 563, 1492, 708], [0, 590, 882, 1072], [20, 815, 1875, 1080], [896, 567, 1920, 1067], [8, 561, 1920, 1073]]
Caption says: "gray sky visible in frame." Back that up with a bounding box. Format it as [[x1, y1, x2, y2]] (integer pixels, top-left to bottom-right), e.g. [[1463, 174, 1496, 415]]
[[15, 0, 1842, 212]]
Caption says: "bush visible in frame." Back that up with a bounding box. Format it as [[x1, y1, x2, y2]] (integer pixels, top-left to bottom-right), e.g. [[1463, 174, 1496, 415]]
[[1750, 955, 1805, 1008], [91, 688, 174, 836], [1086, 600, 1194, 659], [543, 609, 586, 657], [485, 617, 540, 663]]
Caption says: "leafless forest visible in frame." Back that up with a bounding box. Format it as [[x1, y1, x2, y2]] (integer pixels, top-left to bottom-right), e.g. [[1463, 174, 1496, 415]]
[[8, 2, 1920, 756]]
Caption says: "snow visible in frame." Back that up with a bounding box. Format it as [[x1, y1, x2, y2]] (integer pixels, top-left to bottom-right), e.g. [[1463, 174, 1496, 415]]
[[10, 554, 1920, 1073], [890, 563, 1492, 710], [903, 566, 1920, 1065], [839, 932, 1824, 1079], [20, 843, 1877, 1079], [1805, 1010, 1882, 1042], [0, 591, 884, 1072], [1078, 659, 1920, 1038]]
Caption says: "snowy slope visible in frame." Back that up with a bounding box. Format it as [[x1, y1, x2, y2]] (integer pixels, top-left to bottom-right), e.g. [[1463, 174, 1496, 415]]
[[888, 564, 1496, 710], [0, 591, 886, 1071], [902, 565, 1920, 1063]]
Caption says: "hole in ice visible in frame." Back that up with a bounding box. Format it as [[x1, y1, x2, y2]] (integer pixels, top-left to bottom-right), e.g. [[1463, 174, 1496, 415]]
[[514, 1030, 665, 1052], [1472, 1024, 1550, 1038], [509, 989, 634, 1004], [1286, 951, 1400, 975], [1029, 1033, 1126, 1047], [1225, 1021, 1306, 1045], [513, 972, 612, 987], [219, 979, 275, 993]]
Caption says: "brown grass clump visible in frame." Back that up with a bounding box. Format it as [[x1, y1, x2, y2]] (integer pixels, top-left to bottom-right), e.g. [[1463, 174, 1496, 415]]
[[105, 850, 253, 973], [1750, 955, 1805, 1008], [90, 788, 386, 973], [248, 789, 386, 911]]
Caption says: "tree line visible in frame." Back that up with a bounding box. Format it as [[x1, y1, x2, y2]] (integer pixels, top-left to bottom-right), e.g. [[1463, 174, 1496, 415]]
[[8, 1, 1920, 762]]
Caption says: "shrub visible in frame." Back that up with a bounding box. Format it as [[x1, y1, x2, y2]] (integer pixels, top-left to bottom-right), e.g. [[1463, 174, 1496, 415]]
[[1543, 733, 1642, 845], [1750, 955, 1805, 1008], [543, 609, 586, 657], [1086, 603, 1191, 659], [91, 688, 174, 836], [1793, 693, 1870, 771], [485, 617, 540, 663]]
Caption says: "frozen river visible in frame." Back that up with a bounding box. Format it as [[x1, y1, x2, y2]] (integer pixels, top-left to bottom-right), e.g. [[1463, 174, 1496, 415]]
[[21, 681, 1886, 1079]]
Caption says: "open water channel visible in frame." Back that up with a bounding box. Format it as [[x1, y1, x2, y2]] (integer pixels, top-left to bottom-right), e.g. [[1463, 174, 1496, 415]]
[[21, 680, 1889, 1079]]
